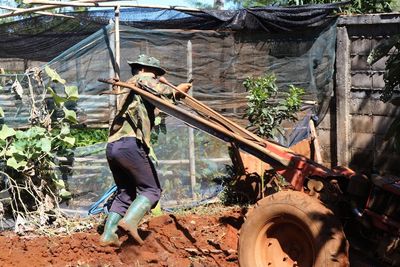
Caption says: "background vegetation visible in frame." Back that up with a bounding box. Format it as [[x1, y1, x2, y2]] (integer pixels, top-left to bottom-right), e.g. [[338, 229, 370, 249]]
[[368, 34, 400, 152], [189, 0, 399, 13]]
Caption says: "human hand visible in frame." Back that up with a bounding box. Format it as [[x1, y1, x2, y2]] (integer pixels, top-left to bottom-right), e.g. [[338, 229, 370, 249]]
[[176, 82, 192, 94]]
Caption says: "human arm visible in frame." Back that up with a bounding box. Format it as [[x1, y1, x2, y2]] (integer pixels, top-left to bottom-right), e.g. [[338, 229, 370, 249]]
[[175, 83, 192, 99], [158, 76, 192, 100]]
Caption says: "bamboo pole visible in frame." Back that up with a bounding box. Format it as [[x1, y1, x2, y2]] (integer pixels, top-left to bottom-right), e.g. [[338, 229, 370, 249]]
[[0, 4, 62, 18], [23, 0, 202, 11], [108, 21, 116, 125], [0, 0, 99, 19], [114, 4, 121, 105], [2, 0, 201, 19], [187, 40, 196, 199], [0, 5, 74, 18]]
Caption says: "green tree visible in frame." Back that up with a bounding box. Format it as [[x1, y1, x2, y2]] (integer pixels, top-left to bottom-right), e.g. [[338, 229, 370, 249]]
[[243, 73, 304, 139], [225, 0, 393, 13], [368, 35, 400, 152]]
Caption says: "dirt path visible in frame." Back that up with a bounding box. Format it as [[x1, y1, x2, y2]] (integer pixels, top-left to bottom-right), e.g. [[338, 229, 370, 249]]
[[0, 208, 244, 267]]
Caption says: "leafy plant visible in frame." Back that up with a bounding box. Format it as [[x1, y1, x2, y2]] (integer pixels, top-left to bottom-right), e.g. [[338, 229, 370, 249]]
[[225, 0, 393, 13], [244, 73, 304, 139], [71, 128, 108, 147], [368, 34, 400, 103], [368, 34, 400, 153], [0, 66, 78, 223]]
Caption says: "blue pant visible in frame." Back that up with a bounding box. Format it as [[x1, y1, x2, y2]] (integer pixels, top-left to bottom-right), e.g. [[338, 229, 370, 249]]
[[106, 137, 161, 216]]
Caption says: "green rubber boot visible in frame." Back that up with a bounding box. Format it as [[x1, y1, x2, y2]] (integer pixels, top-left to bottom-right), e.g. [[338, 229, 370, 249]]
[[99, 212, 122, 247], [118, 195, 152, 245]]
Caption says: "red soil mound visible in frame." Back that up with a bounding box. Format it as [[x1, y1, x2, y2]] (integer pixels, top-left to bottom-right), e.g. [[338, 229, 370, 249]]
[[0, 208, 244, 267]]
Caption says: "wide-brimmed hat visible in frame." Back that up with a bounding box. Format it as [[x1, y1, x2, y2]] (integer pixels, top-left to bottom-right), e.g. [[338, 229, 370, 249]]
[[127, 54, 166, 76]]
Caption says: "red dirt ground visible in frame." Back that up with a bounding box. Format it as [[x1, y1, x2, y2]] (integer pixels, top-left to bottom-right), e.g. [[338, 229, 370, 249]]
[[0, 206, 383, 267], [0, 208, 244, 267]]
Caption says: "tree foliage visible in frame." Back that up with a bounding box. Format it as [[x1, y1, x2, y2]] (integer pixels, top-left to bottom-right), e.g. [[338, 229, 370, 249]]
[[226, 0, 393, 13], [368, 35, 400, 152], [244, 73, 304, 139]]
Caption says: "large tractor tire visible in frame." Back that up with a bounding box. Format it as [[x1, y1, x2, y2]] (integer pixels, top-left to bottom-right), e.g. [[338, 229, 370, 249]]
[[238, 191, 349, 267]]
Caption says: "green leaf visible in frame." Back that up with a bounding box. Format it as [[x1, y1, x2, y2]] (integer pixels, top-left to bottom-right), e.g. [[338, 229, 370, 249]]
[[40, 137, 51, 153], [60, 124, 70, 136], [59, 188, 72, 199], [154, 116, 162, 126], [13, 140, 27, 153], [45, 66, 66, 84], [48, 87, 68, 107], [63, 107, 78, 124], [0, 107, 4, 118], [0, 125, 16, 140], [54, 179, 65, 189], [27, 126, 46, 139], [5, 145, 18, 157], [64, 85, 79, 101], [15, 130, 26, 139], [6, 157, 27, 170], [62, 136, 75, 146]]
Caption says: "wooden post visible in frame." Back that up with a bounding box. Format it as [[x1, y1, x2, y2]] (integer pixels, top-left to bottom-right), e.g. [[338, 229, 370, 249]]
[[187, 40, 196, 199], [335, 26, 351, 166], [108, 22, 116, 125], [114, 5, 120, 79], [309, 119, 323, 164], [114, 5, 121, 109]]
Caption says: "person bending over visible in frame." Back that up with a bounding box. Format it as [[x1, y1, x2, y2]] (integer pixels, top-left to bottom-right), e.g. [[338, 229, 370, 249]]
[[100, 54, 192, 246]]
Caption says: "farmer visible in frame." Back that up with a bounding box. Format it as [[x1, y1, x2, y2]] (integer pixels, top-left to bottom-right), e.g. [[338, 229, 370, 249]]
[[99, 54, 192, 246]]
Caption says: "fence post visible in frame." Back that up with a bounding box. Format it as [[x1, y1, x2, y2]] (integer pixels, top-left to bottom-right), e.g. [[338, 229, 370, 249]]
[[187, 40, 196, 199], [335, 26, 351, 166]]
